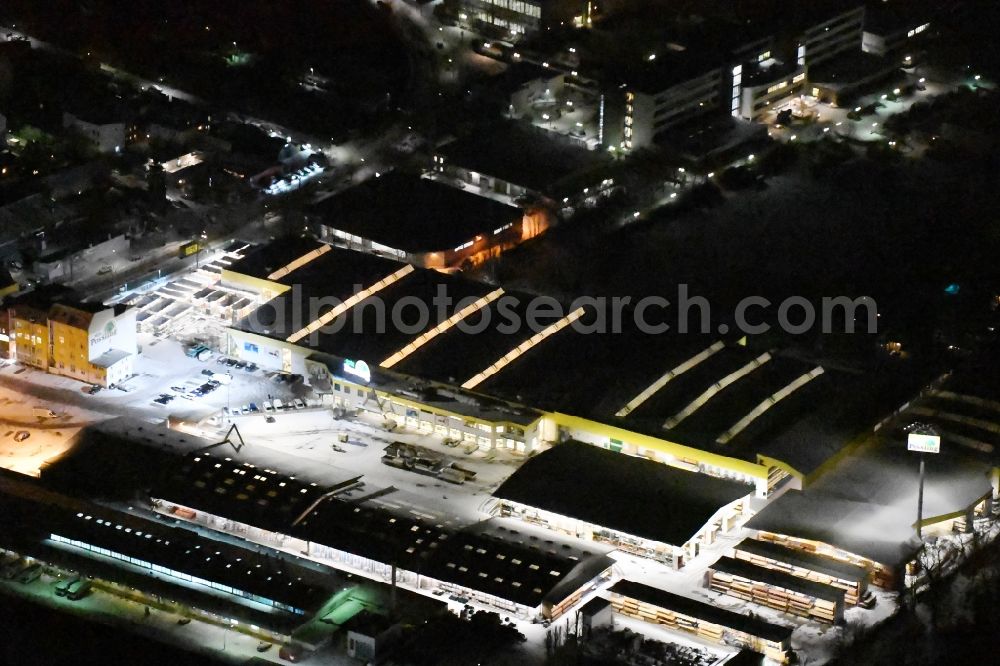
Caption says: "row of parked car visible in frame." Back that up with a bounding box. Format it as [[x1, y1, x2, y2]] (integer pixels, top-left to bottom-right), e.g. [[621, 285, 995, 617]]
[[54, 576, 93, 600], [1, 555, 43, 584], [216, 357, 258, 372], [0, 555, 92, 600], [224, 397, 308, 416]]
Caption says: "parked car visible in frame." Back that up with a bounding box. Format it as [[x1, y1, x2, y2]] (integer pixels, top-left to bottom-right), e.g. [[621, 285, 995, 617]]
[[17, 563, 43, 584], [186, 344, 208, 359], [248, 403, 260, 413], [293, 399, 306, 410], [1, 558, 25, 580], [55, 576, 81, 597], [14, 431, 30, 442], [263, 401, 274, 412], [67, 579, 93, 600]]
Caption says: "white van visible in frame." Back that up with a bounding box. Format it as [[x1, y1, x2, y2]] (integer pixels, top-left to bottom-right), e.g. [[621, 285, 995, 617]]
[[32, 407, 58, 418]]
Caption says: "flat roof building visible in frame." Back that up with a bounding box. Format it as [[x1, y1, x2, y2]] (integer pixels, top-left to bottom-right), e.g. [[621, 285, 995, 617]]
[[146, 451, 614, 621], [39, 418, 612, 622], [311, 172, 546, 270], [0, 482, 337, 636], [458, 0, 591, 40], [433, 121, 611, 208], [863, 1, 934, 59]]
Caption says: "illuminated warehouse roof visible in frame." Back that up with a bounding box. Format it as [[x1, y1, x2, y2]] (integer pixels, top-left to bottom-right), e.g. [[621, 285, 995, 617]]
[[746, 441, 993, 567], [223, 237, 406, 300], [227, 239, 940, 477]]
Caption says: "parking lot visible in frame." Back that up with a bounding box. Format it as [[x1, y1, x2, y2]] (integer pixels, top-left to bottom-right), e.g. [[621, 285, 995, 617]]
[[0, 549, 288, 664]]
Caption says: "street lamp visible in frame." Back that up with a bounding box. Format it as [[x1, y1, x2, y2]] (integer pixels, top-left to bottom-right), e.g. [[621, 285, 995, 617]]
[[907, 423, 941, 539]]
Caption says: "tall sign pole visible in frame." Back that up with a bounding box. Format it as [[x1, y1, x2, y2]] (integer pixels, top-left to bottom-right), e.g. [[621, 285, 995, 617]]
[[908, 429, 941, 539], [917, 452, 925, 539]]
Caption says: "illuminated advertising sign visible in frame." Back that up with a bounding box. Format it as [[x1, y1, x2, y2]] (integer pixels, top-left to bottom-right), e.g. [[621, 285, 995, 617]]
[[343, 359, 371, 384], [907, 433, 940, 454], [89, 320, 118, 347]]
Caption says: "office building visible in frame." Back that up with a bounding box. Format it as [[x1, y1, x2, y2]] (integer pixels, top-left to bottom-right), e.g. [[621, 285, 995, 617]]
[[460, 0, 591, 39]]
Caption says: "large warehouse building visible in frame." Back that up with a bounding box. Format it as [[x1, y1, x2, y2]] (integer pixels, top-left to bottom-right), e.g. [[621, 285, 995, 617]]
[[219, 239, 1000, 603], [224, 239, 950, 502], [309, 172, 549, 270], [491, 441, 753, 568], [32, 420, 614, 622]]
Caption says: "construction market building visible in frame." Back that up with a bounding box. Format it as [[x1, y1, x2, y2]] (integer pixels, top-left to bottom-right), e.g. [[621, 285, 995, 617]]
[[491, 441, 752, 568]]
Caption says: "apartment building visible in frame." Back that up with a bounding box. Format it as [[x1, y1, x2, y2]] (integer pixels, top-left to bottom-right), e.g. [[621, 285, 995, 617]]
[[4, 299, 137, 387]]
